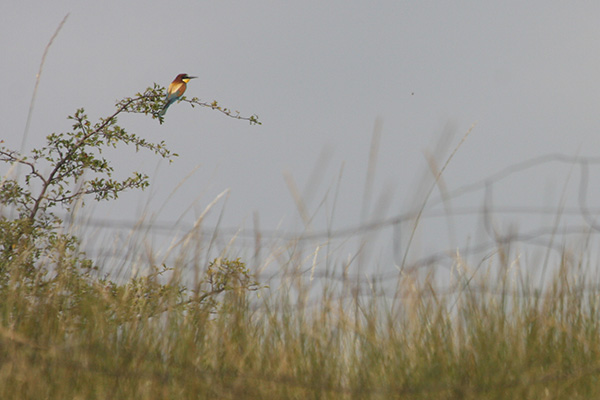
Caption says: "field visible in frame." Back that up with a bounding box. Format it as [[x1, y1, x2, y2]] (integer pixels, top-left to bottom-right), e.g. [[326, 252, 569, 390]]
[[1, 201, 600, 400]]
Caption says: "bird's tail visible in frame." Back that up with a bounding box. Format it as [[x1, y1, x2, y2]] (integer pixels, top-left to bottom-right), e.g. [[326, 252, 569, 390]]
[[158, 102, 170, 117], [158, 97, 177, 117]]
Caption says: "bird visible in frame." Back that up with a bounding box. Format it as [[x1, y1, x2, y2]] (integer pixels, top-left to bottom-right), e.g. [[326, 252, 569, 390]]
[[158, 73, 197, 116]]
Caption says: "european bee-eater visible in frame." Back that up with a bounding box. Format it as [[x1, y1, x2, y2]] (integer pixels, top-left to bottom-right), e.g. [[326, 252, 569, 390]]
[[158, 73, 197, 116]]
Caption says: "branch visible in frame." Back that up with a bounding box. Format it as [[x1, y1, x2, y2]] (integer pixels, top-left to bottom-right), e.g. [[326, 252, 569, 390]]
[[118, 86, 261, 125], [188, 98, 261, 125]]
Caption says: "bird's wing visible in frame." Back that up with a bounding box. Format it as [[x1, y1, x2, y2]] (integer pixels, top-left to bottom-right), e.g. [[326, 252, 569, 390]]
[[167, 81, 186, 100]]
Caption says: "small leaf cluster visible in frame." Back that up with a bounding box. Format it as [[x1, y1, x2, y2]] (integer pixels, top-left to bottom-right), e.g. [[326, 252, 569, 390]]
[[198, 99, 262, 125], [193, 257, 265, 312]]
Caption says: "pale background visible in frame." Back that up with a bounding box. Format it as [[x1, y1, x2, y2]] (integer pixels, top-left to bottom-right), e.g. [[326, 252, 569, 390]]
[[3, 1, 600, 277]]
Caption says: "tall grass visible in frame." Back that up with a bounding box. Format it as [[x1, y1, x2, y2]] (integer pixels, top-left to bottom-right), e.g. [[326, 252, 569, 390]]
[[1, 219, 600, 399]]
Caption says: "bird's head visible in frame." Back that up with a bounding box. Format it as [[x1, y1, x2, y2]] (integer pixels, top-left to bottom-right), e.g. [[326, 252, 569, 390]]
[[177, 73, 197, 83]]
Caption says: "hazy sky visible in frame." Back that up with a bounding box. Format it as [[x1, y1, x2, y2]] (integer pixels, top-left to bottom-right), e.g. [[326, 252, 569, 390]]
[[3, 2, 600, 274]]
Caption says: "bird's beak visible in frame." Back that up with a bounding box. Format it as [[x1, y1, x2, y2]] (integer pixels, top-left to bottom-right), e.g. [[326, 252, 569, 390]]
[[187, 76, 198, 79]]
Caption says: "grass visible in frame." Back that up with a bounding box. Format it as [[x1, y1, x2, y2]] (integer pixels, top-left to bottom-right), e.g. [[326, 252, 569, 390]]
[[1, 219, 600, 400]]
